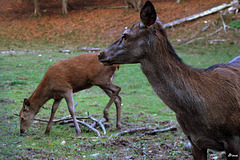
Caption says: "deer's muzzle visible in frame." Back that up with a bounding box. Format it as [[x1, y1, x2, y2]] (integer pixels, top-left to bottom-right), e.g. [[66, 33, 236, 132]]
[[98, 52, 112, 65]]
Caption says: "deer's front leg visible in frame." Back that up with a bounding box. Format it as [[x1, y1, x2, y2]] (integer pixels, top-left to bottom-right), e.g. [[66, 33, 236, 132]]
[[64, 91, 81, 138], [190, 140, 207, 160], [45, 99, 62, 135]]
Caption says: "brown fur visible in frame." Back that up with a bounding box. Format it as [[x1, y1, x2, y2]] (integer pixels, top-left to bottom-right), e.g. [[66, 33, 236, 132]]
[[99, 1, 240, 159], [19, 53, 121, 137]]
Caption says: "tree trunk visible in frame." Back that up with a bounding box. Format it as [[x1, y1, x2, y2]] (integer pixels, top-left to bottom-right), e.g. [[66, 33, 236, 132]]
[[62, 0, 68, 14], [33, 0, 41, 16], [126, 0, 144, 11], [176, 0, 181, 3]]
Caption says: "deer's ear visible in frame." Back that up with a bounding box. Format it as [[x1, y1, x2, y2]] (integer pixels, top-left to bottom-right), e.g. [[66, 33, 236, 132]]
[[24, 98, 30, 106], [23, 98, 30, 111], [140, 1, 157, 27]]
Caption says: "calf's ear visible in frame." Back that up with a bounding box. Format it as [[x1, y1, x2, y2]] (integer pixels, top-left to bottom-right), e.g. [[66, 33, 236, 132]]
[[24, 98, 30, 106], [23, 98, 30, 111], [140, 1, 157, 27]]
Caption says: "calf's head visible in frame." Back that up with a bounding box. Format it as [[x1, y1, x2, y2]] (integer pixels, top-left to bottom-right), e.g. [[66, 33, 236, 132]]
[[19, 99, 35, 135]]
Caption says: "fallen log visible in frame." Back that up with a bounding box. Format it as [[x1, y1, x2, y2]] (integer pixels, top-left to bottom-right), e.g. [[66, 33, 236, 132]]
[[163, 2, 233, 28], [78, 47, 101, 52]]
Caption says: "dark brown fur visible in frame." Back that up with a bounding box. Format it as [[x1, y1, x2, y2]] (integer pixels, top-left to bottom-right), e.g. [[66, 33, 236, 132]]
[[20, 53, 121, 137], [98, 1, 240, 159]]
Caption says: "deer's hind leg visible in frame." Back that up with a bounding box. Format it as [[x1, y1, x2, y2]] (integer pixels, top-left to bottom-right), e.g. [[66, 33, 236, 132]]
[[98, 82, 121, 129], [45, 99, 62, 135], [102, 86, 122, 129]]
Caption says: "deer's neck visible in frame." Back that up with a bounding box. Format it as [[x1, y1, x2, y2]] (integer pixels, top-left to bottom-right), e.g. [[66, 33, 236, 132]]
[[140, 44, 203, 115], [28, 81, 51, 113]]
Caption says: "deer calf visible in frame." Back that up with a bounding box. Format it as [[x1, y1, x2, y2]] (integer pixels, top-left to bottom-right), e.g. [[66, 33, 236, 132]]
[[19, 53, 121, 138]]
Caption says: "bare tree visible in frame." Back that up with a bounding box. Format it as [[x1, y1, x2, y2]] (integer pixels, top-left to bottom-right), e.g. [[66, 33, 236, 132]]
[[126, 0, 144, 11], [33, 0, 41, 16], [62, 0, 68, 14], [33, 0, 69, 16]]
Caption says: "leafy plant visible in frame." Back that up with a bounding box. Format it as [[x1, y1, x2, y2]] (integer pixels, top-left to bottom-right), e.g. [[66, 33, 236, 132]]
[[229, 19, 240, 29]]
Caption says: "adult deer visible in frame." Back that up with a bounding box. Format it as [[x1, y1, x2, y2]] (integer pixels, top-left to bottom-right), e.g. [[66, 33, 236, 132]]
[[19, 53, 121, 138], [98, 1, 240, 159]]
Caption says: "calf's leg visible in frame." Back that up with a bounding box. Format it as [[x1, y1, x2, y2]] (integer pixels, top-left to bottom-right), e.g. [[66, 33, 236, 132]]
[[102, 86, 122, 129], [45, 99, 62, 135], [97, 81, 121, 129]]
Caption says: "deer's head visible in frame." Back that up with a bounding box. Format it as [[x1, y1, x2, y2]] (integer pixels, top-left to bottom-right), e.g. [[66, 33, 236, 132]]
[[99, 1, 163, 65], [19, 98, 35, 135]]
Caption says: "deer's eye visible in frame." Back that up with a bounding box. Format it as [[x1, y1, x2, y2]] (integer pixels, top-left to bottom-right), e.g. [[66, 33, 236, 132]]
[[122, 34, 128, 40]]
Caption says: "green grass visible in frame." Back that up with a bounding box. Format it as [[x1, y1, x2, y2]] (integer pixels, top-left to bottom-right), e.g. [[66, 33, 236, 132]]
[[229, 19, 240, 29], [0, 32, 239, 159]]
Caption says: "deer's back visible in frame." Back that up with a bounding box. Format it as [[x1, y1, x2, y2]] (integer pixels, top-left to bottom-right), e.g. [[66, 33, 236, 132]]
[[43, 53, 117, 93]]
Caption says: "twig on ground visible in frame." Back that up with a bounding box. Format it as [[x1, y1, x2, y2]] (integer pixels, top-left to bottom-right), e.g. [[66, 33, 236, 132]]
[[220, 11, 237, 34], [74, 102, 78, 108], [186, 27, 223, 44], [74, 136, 100, 139], [116, 125, 177, 136], [89, 117, 107, 135], [209, 39, 226, 44], [144, 125, 177, 135], [115, 127, 153, 136], [206, 26, 223, 37], [76, 120, 101, 137], [177, 23, 211, 45]]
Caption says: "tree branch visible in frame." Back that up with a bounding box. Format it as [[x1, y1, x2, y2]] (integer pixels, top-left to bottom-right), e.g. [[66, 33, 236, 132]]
[[163, 2, 233, 28], [76, 120, 101, 137], [115, 125, 177, 136], [185, 27, 223, 44]]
